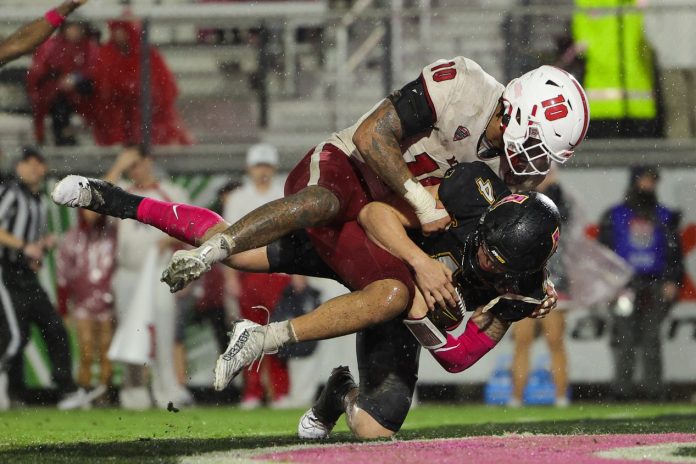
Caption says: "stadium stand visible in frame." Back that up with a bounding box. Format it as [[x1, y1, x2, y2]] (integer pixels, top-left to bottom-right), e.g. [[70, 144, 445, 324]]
[[0, 2, 694, 171]]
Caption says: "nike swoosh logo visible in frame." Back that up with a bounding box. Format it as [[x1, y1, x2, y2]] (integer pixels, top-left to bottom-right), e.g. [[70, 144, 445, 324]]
[[300, 413, 325, 432], [300, 415, 313, 429], [434, 343, 462, 353], [173, 204, 179, 220]]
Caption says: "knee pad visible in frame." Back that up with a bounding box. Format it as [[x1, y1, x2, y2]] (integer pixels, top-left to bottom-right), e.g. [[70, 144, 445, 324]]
[[355, 373, 414, 432]]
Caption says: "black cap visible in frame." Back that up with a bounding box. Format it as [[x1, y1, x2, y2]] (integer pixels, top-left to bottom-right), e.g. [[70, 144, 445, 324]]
[[21, 146, 46, 164]]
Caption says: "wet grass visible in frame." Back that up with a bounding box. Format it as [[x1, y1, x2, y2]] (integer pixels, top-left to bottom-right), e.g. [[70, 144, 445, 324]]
[[676, 445, 696, 457], [1, 403, 695, 463]]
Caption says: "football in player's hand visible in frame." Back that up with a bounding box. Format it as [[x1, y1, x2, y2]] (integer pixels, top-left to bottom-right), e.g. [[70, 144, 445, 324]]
[[427, 303, 464, 333]]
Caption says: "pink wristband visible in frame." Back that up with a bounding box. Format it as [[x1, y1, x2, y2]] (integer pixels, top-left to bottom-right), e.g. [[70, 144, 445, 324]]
[[44, 9, 66, 28]]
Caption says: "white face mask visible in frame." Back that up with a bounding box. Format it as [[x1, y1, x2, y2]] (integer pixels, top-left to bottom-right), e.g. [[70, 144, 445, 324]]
[[503, 135, 553, 176]]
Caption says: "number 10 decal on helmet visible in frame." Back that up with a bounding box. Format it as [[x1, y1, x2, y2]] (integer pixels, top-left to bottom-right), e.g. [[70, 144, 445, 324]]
[[500, 66, 589, 176]]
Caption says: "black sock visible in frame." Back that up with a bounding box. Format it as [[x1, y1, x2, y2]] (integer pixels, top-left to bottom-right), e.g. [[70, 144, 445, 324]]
[[88, 179, 144, 220]]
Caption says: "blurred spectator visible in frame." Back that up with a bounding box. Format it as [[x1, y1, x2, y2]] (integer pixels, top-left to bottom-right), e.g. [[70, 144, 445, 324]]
[[0, 146, 7, 182], [172, 286, 195, 387], [510, 169, 571, 408], [0, 0, 89, 68], [93, 20, 192, 146], [598, 166, 684, 400], [56, 209, 116, 402], [191, 182, 242, 354], [26, 21, 100, 146], [553, 28, 585, 84], [0, 147, 94, 410], [272, 276, 320, 358], [572, 0, 659, 138], [644, 0, 696, 138], [191, 265, 229, 355], [196, 0, 243, 45], [105, 146, 192, 409], [270, 275, 320, 409], [223, 143, 291, 409]]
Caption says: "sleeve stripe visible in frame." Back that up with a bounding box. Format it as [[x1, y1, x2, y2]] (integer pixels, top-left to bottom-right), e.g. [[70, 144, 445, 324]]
[[418, 73, 438, 122], [0, 187, 16, 219]]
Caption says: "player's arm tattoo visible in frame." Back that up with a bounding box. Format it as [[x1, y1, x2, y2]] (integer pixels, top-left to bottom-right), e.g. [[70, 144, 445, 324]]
[[220, 185, 340, 255], [353, 99, 414, 196], [470, 307, 511, 343]]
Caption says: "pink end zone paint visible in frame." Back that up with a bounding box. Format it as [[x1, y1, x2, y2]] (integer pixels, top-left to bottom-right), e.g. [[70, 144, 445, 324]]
[[255, 434, 696, 464]]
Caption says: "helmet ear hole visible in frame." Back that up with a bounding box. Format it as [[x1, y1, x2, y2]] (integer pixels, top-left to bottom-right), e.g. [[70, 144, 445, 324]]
[[500, 99, 512, 127], [515, 108, 521, 125], [502, 113, 511, 127]]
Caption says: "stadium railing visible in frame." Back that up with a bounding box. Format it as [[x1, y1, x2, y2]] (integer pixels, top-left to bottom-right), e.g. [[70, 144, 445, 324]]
[[0, 138, 692, 177], [1, 1, 695, 156]]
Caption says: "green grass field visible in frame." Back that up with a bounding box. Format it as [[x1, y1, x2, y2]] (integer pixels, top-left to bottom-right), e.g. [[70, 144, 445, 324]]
[[1, 403, 696, 463]]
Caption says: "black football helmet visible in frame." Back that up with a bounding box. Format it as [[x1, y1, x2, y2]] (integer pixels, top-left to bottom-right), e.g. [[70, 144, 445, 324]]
[[461, 191, 561, 288]]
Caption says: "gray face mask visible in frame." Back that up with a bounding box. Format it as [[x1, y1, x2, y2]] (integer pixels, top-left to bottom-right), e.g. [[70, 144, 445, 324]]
[[460, 231, 511, 291]]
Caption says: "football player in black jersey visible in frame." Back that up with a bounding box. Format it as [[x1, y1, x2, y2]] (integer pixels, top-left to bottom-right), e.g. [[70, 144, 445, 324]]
[[325, 164, 559, 440], [362, 161, 558, 326]]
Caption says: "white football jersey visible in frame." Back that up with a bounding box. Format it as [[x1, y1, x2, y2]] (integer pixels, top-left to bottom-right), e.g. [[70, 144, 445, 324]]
[[327, 56, 505, 200]]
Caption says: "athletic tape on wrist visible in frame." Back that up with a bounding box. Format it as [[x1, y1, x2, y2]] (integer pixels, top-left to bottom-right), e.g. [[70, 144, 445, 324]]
[[199, 233, 235, 265], [403, 179, 449, 225]]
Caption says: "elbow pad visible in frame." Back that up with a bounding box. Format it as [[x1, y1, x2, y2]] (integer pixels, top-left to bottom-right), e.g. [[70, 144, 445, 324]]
[[387, 76, 435, 137]]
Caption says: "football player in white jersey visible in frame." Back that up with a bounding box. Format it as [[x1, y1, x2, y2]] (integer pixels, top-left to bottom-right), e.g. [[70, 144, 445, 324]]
[[53, 59, 588, 425], [159, 58, 588, 312], [51, 160, 561, 438]]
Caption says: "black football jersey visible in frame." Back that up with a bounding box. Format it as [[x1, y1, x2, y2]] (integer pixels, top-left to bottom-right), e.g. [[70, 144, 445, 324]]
[[409, 161, 547, 322]]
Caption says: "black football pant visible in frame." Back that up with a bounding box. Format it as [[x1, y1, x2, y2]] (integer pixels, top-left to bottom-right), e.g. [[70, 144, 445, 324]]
[[267, 230, 420, 431], [611, 279, 672, 398], [0, 263, 77, 397]]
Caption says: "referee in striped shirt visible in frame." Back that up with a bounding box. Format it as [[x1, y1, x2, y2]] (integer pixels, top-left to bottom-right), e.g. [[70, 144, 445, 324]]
[[0, 148, 90, 409], [0, 0, 90, 410]]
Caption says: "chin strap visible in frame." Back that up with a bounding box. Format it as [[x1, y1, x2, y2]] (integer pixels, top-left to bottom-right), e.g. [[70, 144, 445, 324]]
[[480, 293, 544, 314]]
